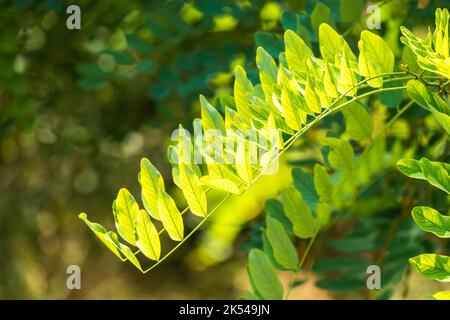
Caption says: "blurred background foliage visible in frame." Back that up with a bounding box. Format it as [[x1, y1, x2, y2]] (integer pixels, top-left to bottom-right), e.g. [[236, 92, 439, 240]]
[[0, 0, 448, 299]]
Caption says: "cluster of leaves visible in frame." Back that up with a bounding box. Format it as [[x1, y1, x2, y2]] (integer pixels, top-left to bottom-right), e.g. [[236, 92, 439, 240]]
[[397, 158, 449, 300], [81, 1, 430, 273], [243, 8, 450, 299], [243, 104, 427, 299]]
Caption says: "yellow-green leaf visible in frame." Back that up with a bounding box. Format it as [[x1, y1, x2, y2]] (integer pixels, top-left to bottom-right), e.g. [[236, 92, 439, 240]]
[[135, 210, 161, 261], [266, 216, 299, 270], [319, 137, 354, 171], [314, 164, 332, 202], [179, 163, 208, 217], [117, 239, 142, 271], [200, 175, 241, 194], [158, 191, 184, 241], [139, 158, 164, 220], [235, 140, 253, 184], [358, 30, 394, 88], [284, 29, 312, 78], [234, 66, 253, 124], [421, 158, 450, 194], [409, 254, 450, 282], [279, 186, 318, 239], [200, 94, 225, 135], [112, 188, 139, 246], [78, 213, 122, 259], [342, 103, 373, 141], [412, 206, 450, 238]]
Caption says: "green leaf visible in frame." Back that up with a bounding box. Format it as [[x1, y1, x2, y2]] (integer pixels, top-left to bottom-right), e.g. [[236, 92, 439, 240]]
[[409, 254, 450, 282], [266, 199, 293, 234], [248, 249, 284, 300], [316, 202, 331, 226], [420, 158, 450, 194], [266, 216, 299, 271], [178, 163, 208, 217], [407, 80, 450, 135], [280, 67, 307, 130], [200, 94, 226, 135], [112, 188, 139, 246], [292, 168, 318, 210], [279, 186, 318, 239], [117, 240, 142, 271], [433, 291, 450, 300], [319, 137, 354, 171], [139, 158, 165, 220], [78, 213, 122, 259], [338, 47, 358, 96], [311, 2, 335, 34], [284, 29, 312, 77], [342, 103, 373, 141], [135, 210, 161, 261], [314, 164, 332, 202], [397, 158, 425, 179], [157, 190, 184, 241], [411, 206, 450, 238], [235, 140, 252, 184], [200, 175, 241, 194], [318, 24, 356, 69], [234, 66, 253, 124], [358, 30, 394, 88], [256, 46, 278, 107]]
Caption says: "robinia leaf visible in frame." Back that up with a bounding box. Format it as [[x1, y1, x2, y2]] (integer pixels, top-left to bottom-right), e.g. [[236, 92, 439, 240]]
[[235, 141, 252, 184], [314, 164, 333, 202], [358, 30, 394, 88], [200, 94, 226, 135], [157, 191, 184, 241], [117, 240, 142, 271], [139, 158, 164, 220], [409, 254, 450, 282], [179, 163, 208, 217], [200, 175, 241, 194], [135, 210, 161, 261], [112, 188, 139, 246], [78, 213, 122, 259], [266, 216, 299, 271], [234, 66, 253, 124], [279, 186, 318, 239], [411, 206, 450, 238], [248, 249, 284, 300], [284, 29, 312, 77], [397, 158, 425, 179], [319, 137, 354, 171], [342, 103, 373, 141], [420, 158, 450, 194]]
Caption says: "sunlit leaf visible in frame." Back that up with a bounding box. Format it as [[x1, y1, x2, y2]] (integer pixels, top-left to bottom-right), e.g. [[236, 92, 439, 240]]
[[411, 206, 450, 238], [409, 254, 450, 282], [139, 158, 164, 220], [135, 210, 161, 261], [112, 188, 139, 246], [157, 190, 184, 241], [179, 163, 207, 217]]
